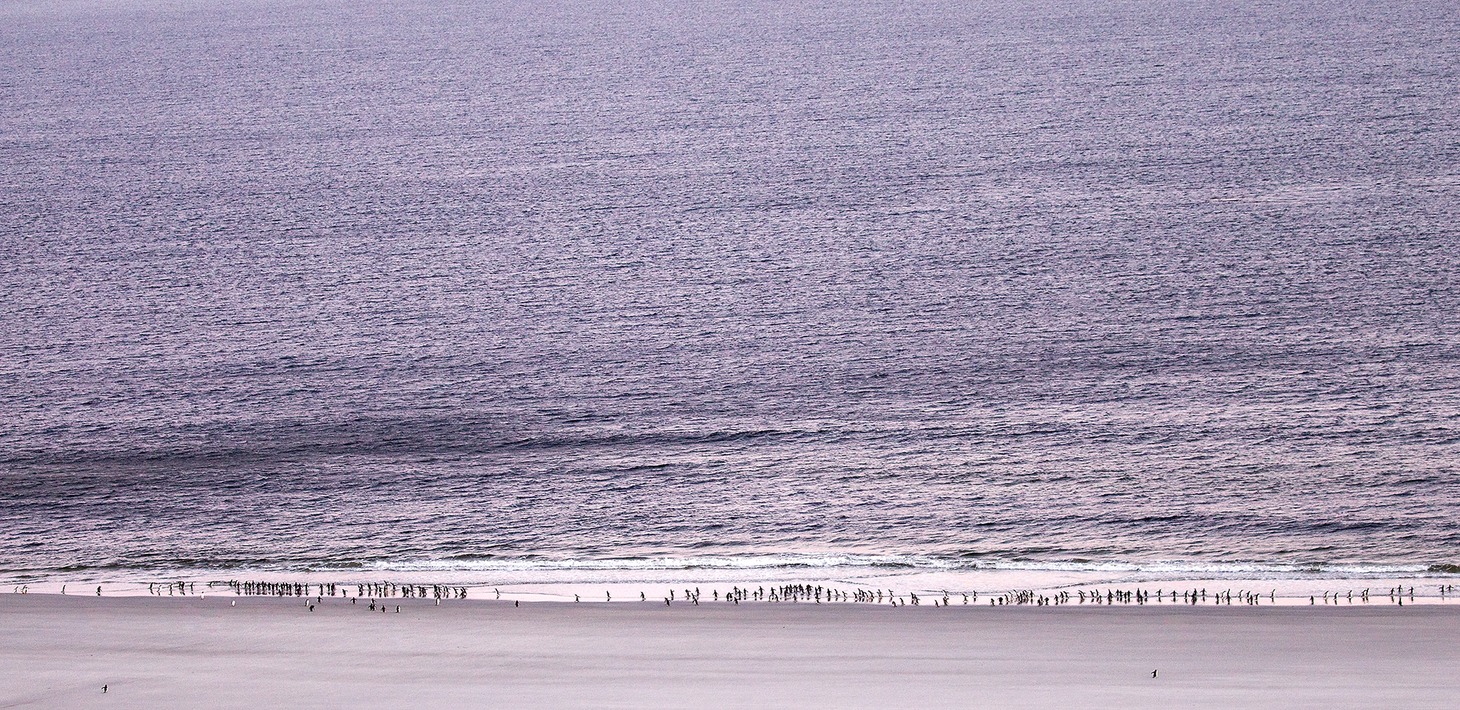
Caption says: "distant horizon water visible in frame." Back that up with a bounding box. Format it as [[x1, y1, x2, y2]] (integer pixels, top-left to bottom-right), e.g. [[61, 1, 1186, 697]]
[[2, 0, 1458, 590]]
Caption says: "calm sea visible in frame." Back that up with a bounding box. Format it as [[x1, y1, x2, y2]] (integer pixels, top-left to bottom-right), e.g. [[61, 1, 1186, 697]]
[[2, 0, 1458, 585]]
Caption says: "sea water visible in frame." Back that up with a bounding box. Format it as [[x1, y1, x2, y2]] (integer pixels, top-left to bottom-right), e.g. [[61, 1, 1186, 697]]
[[1, 0, 1458, 595]]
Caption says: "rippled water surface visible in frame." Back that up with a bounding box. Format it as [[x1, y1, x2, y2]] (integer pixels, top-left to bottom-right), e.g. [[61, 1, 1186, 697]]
[[2, 0, 1458, 579]]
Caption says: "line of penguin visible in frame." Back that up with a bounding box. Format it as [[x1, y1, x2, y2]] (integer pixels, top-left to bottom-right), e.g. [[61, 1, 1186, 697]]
[[88, 580, 1458, 608]]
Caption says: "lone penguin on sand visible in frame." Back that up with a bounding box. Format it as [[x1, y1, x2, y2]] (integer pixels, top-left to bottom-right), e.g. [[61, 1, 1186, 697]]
[[1152, 670, 1158, 678]]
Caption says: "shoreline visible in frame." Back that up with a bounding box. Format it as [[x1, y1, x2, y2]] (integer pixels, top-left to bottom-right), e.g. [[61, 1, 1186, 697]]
[[3, 594, 1458, 708], [8, 571, 1458, 607]]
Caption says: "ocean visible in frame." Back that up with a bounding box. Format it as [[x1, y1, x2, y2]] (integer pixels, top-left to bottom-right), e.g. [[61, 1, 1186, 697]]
[[1, 0, 1458, 592]]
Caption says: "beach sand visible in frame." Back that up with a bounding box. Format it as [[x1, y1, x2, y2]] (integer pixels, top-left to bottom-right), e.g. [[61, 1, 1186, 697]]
[[2, 594, 1457, 709]]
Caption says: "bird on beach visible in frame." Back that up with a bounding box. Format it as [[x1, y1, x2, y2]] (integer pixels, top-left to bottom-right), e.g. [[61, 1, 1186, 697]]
[[1152, 670, 1158, 678], [102, 685, 107, 694]]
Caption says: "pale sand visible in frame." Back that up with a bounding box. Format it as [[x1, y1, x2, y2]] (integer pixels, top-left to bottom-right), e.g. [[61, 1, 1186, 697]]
[[2, 595, 1457, 709]]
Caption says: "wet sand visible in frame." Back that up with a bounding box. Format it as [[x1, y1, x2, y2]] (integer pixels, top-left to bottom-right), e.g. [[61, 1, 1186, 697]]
[[2, 594, 1457, 709]]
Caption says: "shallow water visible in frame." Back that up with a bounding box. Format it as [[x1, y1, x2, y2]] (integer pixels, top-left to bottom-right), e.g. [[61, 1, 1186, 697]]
[[2, 0, 1459, 583]]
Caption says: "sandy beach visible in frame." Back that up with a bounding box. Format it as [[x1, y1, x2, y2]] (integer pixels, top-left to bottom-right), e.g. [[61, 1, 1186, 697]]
[[3, 594, 1457, 709]]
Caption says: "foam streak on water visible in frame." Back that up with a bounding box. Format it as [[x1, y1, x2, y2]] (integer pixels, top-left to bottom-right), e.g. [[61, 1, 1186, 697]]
[[1, 0, 1459, 586]]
